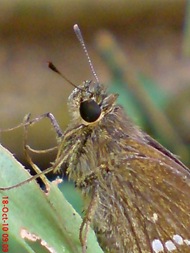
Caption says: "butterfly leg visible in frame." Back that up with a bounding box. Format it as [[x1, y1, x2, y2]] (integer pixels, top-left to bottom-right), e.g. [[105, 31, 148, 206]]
[[24, 112, 63, 137], [80, 183, 99, 253], [23, 113, 62, 190]]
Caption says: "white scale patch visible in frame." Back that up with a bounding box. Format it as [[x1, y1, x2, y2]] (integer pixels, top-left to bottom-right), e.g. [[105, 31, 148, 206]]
[[152, 239, 164, 252], [184, 239, 190, 246], [173, 234, 183, 245], [151, 213, 158, 223], [165, 240, 176, 251], [152, 234, 190, 252]]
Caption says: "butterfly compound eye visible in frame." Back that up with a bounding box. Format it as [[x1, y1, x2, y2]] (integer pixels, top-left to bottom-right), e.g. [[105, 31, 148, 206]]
[[80, 99, 101, 123]]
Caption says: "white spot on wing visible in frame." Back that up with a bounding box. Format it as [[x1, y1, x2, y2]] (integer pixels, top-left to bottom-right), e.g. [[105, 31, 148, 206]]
[[152, 234, 190, 252], [173, 234, 183, 245], [152, 239, 164, 252], [165, 240, 176, 251], [184, 239, 190, 245], [151, 213, 158, 223], [173, 234, 190, 246]]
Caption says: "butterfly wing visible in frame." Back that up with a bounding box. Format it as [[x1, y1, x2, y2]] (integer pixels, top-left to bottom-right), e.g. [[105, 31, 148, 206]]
[[96, 137, 190, 253]]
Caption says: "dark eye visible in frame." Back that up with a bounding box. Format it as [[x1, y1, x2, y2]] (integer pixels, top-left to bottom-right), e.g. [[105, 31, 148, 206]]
[[80, 99, 101, 123]]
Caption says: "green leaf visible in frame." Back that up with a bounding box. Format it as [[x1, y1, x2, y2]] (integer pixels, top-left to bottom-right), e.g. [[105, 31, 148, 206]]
[[0, 144, 103, 253]]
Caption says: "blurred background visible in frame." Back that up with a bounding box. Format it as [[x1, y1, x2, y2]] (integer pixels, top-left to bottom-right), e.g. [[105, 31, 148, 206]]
[[0, 0, 190, 206]]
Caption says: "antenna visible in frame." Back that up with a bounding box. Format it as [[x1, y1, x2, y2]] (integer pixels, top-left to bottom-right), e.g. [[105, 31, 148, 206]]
[[48, 61, 82, 90], [48, 61, 92, 94], [73, 24, 100, 84]]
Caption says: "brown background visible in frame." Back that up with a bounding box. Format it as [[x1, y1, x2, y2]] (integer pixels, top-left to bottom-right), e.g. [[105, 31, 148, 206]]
[[0, 0, 189, 167]]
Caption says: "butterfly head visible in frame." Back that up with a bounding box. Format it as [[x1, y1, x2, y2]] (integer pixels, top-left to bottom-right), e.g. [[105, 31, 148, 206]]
[[68, 80, 118, 125]]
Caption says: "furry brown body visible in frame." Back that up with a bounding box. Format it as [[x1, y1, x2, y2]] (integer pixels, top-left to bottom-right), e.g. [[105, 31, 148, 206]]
[[53, 81, 190, 253]]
